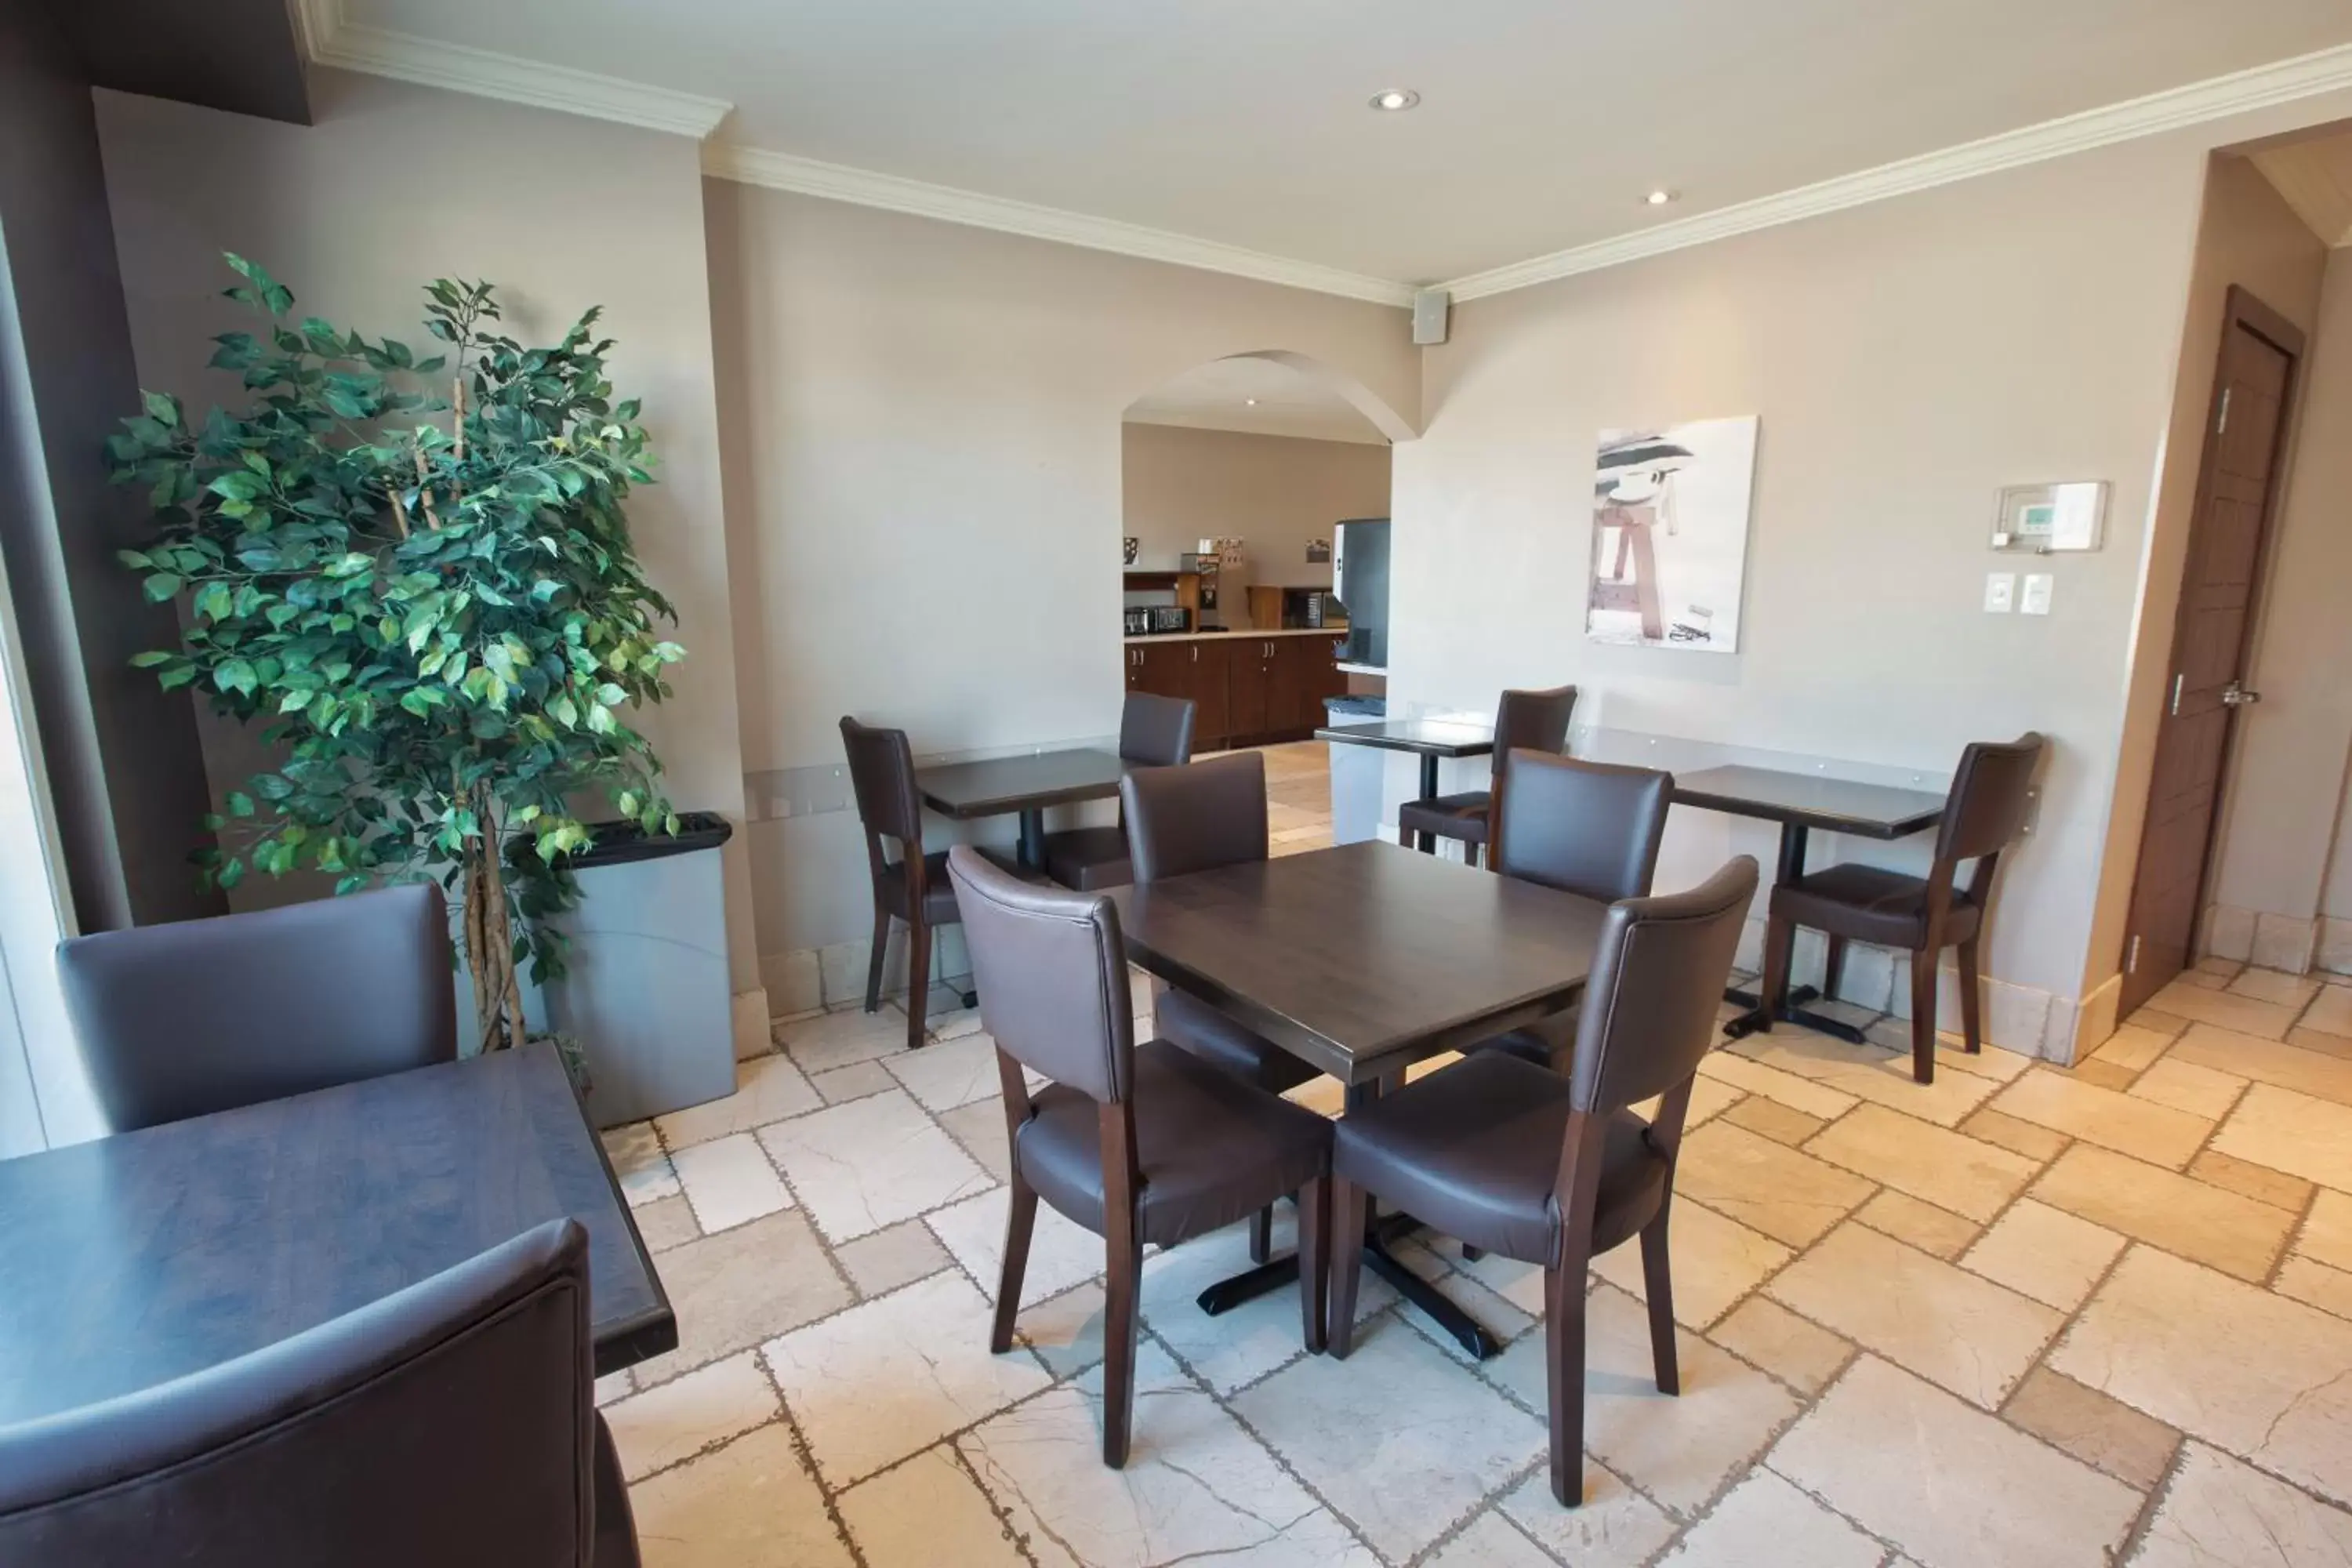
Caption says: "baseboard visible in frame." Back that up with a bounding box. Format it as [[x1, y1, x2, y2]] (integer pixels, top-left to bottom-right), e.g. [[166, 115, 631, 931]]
[[760, 931, 976, 1018], [2201, 902, 2321, 974], [731, 988, 771, 1062]]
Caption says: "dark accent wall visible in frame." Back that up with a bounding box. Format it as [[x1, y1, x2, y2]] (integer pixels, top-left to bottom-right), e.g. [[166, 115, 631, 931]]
[[0, 0, 230, 927]]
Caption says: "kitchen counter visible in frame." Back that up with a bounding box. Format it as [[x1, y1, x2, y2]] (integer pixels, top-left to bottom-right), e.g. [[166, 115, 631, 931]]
[[1123, 626, 1345, 644]]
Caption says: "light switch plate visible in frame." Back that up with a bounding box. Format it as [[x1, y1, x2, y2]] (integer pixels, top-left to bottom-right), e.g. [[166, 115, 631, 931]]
[[2021, 572, 2053, 615], [1984, 572, 2016, 613]]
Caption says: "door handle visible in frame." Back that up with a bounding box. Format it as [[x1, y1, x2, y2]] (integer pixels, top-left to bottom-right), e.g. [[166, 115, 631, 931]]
[[1191, 645, 1197, 662], [2221, 681, 2262, 708]]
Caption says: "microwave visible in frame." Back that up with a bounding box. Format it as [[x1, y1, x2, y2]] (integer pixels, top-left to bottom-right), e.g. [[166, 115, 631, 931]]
[[1123, 607, 1189, 636]]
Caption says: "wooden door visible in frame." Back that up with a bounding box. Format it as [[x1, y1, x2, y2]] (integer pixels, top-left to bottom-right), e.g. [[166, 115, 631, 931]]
[[1226, 641, 1269, 742], [1134, 641, 1189, 703], [2120, 287, 2303, 1014], [1187, 640, 1232, 750]]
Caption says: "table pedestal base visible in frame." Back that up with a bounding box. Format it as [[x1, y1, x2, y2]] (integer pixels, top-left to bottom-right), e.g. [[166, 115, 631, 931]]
[[1193, 1213, 1504, 1362]]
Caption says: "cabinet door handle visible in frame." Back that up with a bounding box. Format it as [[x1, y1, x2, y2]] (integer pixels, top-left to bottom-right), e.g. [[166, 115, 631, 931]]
[[1191, 646, 1197, 662]]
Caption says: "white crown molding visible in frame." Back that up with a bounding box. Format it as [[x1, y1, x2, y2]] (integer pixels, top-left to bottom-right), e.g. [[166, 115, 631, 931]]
[[1440, 41, 2352, 301], [701, 143, 1416, 307], [299, 0, 733, 140], [292, 4, 2352, 310]]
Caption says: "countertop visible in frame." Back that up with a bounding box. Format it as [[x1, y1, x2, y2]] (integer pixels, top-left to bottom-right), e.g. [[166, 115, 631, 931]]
[[1123, 626, 1347, 644]]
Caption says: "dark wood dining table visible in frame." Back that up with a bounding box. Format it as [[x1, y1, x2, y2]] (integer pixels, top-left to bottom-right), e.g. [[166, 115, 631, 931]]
[[0, 1043, 673, 1428], [917, 748, 1136, 869], [1313, 719, 1495, 837], [1112, 839, 1610, 1357], [1671, 764, 1947, 1041]]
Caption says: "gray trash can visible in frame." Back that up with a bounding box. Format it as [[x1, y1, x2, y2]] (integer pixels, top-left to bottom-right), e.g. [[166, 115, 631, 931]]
[[542, 812, 736, 1130], [1323, 696, 1388, 846]]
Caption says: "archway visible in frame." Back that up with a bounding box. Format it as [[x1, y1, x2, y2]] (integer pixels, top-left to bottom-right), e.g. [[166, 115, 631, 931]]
[[1115, 350, 1396, 833]]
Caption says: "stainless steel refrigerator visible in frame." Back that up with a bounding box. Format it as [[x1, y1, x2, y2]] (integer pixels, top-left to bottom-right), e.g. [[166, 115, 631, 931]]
[[1330, 517, 1390, 669]]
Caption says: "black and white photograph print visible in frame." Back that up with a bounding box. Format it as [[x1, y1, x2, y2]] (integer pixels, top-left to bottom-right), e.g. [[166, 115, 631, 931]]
[[1586, 416, 1759, 652]]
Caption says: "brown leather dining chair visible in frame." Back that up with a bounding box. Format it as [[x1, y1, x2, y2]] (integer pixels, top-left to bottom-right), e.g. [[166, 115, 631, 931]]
[[1325, 855, 1759, 1507], [946, 846, 1330, 1467], [840, 715, 976, 1051], [1041, 691, 1197, 891], [56, 883, 459, 1133], [1123, 749, 1321, 1263], [1476, 749, 1675, 1069], [1758, 733, 2045, 1083], [1396, 684, 1578, 865], [0, 1218, 638, 1566]]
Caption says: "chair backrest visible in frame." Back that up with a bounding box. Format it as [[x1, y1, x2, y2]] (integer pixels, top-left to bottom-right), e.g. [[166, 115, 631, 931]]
[[947, 846, 1135, 1103], [1122, 750, 1267, 884], [1567, 855, 1760, 1116], [1935, 732, 2045, 866], [1489, 684, 1579, 777], [1490, 750, 1673, 905], [839, 716, 924, 846], [57, 883, 458, 1134], [0, 1219, 601, 1567], [1118, 692, 1196, 768]]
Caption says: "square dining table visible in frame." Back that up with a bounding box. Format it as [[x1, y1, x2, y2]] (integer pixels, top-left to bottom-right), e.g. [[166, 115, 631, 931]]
[[1670, 764, 1947, 1041], [916, 748, 1137, 869], [1110, 839, 1610, 1357], [1313, 719, 1495, 840], [0, 1043, 673, 1428]]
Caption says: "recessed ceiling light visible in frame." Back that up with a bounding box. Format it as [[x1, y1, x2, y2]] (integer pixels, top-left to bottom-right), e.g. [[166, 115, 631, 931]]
[[1245, 397, 1260, 405], [1646, 189, 1677, 206], [1370, 89, 1420, 112]]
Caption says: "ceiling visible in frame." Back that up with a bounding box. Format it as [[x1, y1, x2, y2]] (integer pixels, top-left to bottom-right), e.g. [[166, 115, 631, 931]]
[[2253, 127, 2352, 245], [336, 0, 2352, 290], [1125, 358, 1389, 446]]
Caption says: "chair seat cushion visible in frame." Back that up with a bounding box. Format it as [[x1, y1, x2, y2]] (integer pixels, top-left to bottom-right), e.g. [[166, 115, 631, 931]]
[[1397, 790, 1493, 844], [1157, 988, 1319, 1095], [1771, 863, 1980, 949], [1017, 1040, 1332, 1247], [1333, 1051, 1668, 1265], [1041, 826, 1133, 891]]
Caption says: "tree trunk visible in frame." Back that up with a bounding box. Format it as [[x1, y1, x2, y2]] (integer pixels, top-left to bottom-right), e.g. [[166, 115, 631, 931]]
[[461, 788, 525, 1054]]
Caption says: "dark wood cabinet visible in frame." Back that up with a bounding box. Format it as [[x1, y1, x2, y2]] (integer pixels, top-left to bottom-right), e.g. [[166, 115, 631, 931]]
[[1126, 636, 1340, 750]]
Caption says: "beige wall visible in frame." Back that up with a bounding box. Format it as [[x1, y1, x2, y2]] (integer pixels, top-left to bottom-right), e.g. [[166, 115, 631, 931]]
[[1120, 423, 1389, 589], [2087, 155, 2332, 995], [1393, 132, 2240, 1054], [93, 73, 760, 998], [704, 180, 1418, 1001]]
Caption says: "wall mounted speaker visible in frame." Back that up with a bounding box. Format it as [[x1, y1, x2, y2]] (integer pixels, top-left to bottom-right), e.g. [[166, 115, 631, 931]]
[[1412, 288, 1450, 346]]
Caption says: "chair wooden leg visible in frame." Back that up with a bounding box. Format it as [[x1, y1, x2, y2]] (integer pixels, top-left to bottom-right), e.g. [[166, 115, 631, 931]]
[[1102, 1212, 1142, 1468], [1249, 1205, 1273, 1265], [1758, 915, 1796, 1032], [1298, 1177, 1329, 1355], [1908, 947, 1939, 1083], [1326, 1174, 1367, 1358], [864, 909, 891, 1012], [989, 1173, 1037, 1354], [1822, 935, 1848, 1005], [904, 920, 931, 1051], [1397, 818, 1417, 851], [1639, 1210, 1679, 1396], [1957, 937, 1984, 1054], [1462, 1245, 1485, 1262], [1544, 1258, 1588, 1506]]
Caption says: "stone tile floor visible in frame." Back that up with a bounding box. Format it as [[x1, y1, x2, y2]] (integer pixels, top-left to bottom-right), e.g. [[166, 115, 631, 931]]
[[598, 746, 2352, 1564]]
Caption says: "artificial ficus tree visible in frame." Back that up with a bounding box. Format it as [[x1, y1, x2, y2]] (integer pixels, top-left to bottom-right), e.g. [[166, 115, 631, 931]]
[[107, 255, 686, 1053]]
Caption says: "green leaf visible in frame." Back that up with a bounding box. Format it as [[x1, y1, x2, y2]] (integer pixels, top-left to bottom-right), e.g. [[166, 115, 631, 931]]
[[141, 390, 181, 429], [142, 572, 183, 602], [209, 470, 265, 503], [226, 791, 256, 818], [129, 650, 175, 668], [215, 659, 258, 696]]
